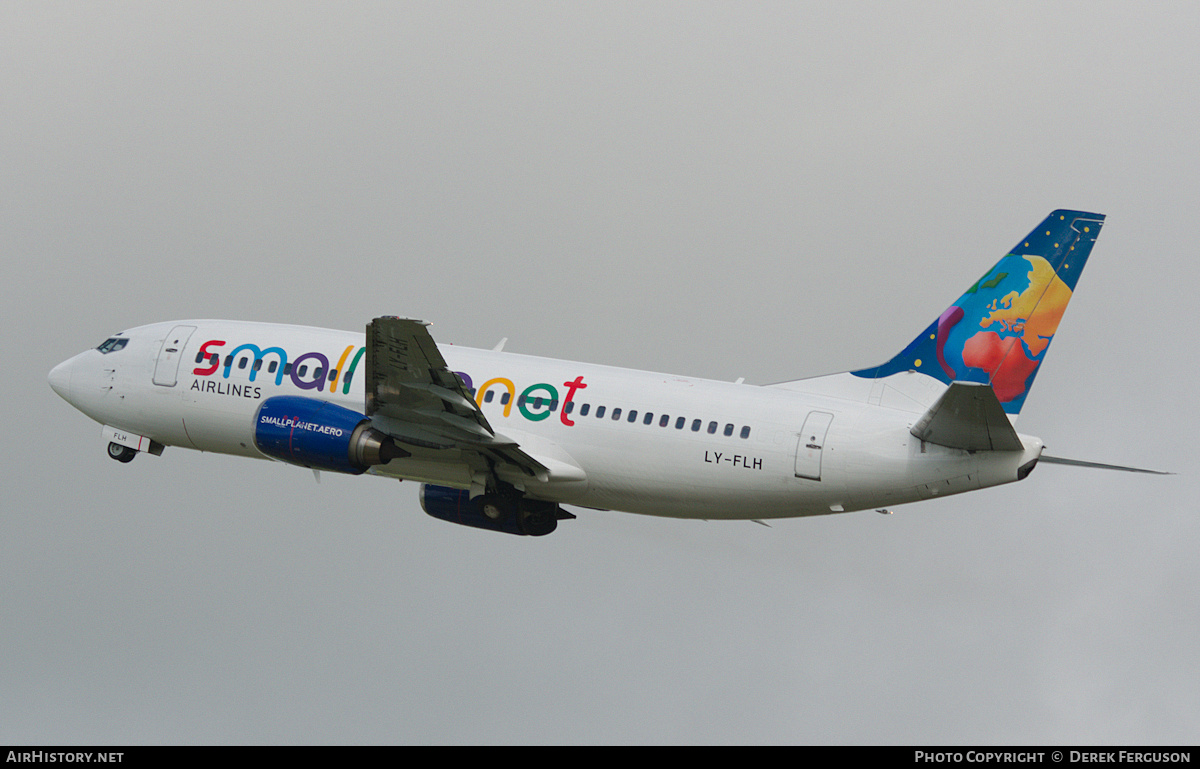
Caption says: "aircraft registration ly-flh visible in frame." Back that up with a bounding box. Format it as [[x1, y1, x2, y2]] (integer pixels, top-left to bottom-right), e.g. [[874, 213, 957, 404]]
[[48, 210, 1167, 535]]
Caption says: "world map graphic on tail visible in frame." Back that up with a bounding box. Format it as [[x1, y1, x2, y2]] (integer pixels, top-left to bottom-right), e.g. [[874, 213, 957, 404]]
[[851, 210, 1106, 415]]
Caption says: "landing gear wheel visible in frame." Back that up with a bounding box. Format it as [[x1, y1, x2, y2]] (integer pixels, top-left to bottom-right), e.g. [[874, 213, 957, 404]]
[[478, 494, 515, 523], [107, 442, 136, 463], [517, 499, 559, 537]]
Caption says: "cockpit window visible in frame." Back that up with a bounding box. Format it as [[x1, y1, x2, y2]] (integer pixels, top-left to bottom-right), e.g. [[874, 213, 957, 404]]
[[96, 337, 128, 354]]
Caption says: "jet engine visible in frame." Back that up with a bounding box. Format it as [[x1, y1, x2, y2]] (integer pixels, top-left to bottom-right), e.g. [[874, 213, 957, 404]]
[[254, 396, 406, 474], [419, 484, 568, 536]]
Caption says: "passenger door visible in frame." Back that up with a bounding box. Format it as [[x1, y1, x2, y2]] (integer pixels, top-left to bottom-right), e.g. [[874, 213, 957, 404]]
[[794, 411, 834, 481], [153, 325, 196, 387]]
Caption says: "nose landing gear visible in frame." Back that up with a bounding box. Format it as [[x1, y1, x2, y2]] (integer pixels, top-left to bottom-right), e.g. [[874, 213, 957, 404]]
[[107, 442, 136, 463]]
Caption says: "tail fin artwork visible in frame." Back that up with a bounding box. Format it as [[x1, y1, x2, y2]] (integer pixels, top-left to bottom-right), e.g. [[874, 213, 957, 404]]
[[851, 209, 1105, 415]]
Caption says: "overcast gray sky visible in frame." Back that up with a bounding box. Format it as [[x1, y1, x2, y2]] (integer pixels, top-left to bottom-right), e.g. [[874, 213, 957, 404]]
[[3, 1, 1196, 744]]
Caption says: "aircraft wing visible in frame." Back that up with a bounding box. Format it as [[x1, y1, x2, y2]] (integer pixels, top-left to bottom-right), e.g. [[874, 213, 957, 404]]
[[364, 316, 553, 483]]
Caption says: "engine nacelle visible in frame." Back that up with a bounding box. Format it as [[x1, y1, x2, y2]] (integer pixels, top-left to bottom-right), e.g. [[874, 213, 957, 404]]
[[419, 484, 566, 536], [254, 396, 406, 474]]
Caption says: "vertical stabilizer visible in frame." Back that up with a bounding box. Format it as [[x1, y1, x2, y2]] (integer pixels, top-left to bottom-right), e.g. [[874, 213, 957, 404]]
[[851, 209, 1105, 415]]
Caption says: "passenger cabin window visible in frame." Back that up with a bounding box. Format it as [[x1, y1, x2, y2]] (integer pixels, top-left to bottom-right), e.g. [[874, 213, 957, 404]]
[[611, 408, 622, 421], [740, 426, 751, 439], [675, 417, 685, 429], [627, 410, 638, 423], [724, 423, 734, 436], [707, 421, 718, 434], [691, 419, 702, 432], [595, 406, 605, 418], [580, 403, 590, 416]]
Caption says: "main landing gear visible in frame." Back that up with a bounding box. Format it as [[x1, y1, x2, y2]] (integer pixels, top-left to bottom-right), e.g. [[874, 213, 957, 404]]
[[107, 442, 136, 463], [419, 482, 578, 536], [475, 488, 569, 537]]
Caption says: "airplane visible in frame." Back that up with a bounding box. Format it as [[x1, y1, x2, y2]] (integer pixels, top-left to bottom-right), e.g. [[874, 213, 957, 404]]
[[47, 209, 1168, 536]]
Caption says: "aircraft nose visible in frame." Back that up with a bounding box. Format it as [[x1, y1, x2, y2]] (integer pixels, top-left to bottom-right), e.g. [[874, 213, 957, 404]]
[[48, 357, 74, 401]]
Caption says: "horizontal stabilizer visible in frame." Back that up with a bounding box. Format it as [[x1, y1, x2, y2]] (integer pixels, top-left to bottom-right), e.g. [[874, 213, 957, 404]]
[[1039, 455, 1173, 475], [910, 382, 1024, 452]]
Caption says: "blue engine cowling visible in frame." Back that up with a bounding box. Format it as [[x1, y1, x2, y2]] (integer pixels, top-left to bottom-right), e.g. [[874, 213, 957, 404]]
[[419, 484, 565, 536], [254, 396, 405, 474]]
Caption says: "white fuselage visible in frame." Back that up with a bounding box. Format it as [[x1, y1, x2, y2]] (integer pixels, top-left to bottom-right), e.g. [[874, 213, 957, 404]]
[[50, 320, 1045, 520]]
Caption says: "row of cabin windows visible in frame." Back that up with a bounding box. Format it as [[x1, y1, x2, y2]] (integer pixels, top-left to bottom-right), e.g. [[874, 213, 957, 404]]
[[193, 352, 351, 384], [192, 352, 748, 439], [479, 389, 751, 439]]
